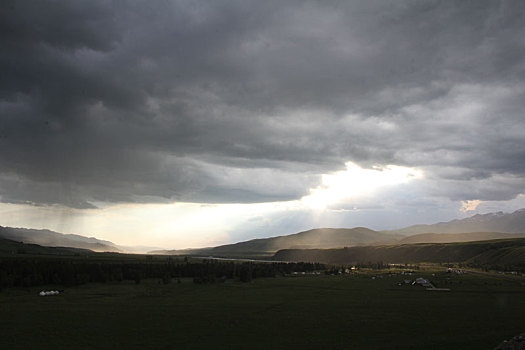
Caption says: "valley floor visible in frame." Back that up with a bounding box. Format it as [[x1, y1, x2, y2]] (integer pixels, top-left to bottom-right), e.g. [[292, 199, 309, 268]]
[[1, 270, 524, 349]]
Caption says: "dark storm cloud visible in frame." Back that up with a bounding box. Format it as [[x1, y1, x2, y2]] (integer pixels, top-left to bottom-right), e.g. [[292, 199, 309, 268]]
[[1, 0, 525, 208]]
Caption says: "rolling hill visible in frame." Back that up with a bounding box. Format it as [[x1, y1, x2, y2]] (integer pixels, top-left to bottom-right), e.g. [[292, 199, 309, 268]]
[[273, 238, 525, 266], [396, 232, 524, 244], [151, 227, 402, 256]]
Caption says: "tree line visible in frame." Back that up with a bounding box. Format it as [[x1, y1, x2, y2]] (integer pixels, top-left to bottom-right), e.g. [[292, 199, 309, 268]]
[[0, 257, 324, 289]]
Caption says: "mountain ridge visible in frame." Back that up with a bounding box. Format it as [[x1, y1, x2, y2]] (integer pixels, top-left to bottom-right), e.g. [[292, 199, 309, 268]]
[[384, 208, 525, 235], [0, 226, 121, 252], [150, 227, 402, 256], [2, 208, 525, 256], [150, 208, 525, 255]]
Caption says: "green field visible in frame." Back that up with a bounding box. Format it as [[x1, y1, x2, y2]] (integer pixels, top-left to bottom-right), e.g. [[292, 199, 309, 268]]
[[1, 270, 524, 349]]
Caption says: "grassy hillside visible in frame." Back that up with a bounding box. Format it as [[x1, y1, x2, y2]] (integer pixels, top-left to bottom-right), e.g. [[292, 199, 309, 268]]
[[397, 232, 523, 244], [152, 227, 401, 256], [273, 238, 525, 266], [1, 272, 523, 349]]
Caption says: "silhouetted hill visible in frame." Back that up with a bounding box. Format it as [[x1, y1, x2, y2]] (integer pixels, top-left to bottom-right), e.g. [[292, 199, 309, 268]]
[[0, 226, 121, 252], [397, 232, 524, 244], [151, 227, 402, 256], [273, 238, 525, 266], [386, 209, 525, 235], [0, 237, 94, 256]]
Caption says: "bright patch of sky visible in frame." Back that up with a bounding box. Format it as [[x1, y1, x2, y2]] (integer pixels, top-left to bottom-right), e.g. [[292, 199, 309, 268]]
[[301, 162, 423, 210], [4, 163, 525, 249]]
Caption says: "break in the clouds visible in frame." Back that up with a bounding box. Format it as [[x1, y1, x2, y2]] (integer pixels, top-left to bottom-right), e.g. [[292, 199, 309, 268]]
[[1, 1, 525, 213]]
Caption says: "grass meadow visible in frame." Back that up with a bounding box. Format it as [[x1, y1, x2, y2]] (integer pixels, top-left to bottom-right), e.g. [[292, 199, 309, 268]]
[[1, 270, 524, 349]]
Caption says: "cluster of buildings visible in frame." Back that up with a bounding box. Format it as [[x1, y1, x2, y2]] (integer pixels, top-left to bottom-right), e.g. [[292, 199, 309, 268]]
[[395, 276, 451, 291]]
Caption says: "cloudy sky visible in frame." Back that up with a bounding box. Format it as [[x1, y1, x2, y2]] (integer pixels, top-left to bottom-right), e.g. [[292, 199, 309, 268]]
[[1, 1, 525, 248]]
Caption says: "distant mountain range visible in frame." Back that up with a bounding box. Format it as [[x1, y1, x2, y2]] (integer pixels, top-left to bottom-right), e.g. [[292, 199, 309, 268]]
[[2, 209, 525, 256], [384, 208, 525, 235], [153, 209, 525, 256], [2, 234, 523, 270], [0, 226, 160, 253], [0, 226, 121, 252], [151, 229, 524, 257], [150, 227, 403, 256]]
